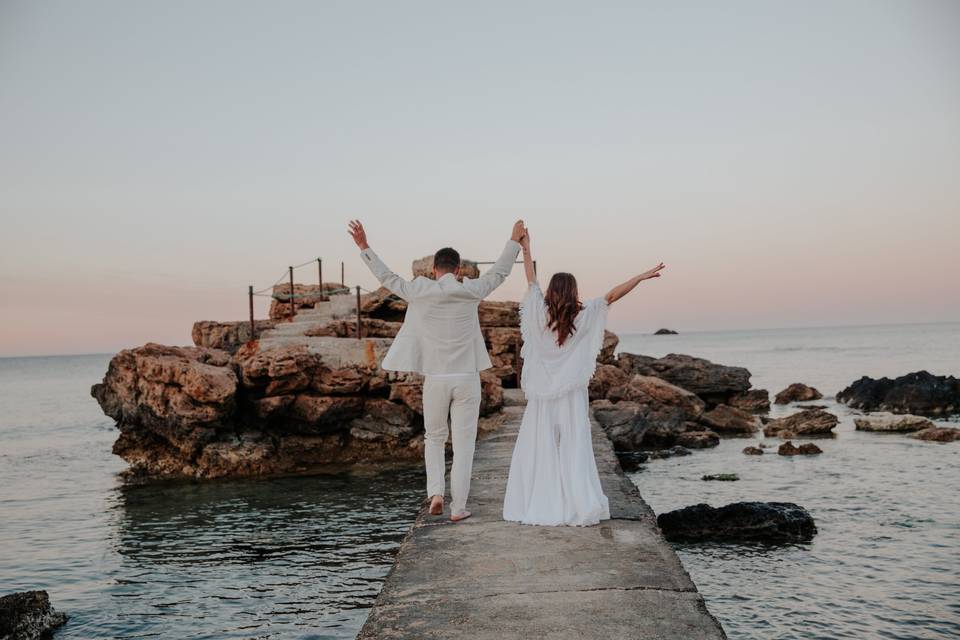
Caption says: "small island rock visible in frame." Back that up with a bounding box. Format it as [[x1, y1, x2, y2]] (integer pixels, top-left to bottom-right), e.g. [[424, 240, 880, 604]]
[[774, 383, 823, 405], [657, 501, 817, 543]]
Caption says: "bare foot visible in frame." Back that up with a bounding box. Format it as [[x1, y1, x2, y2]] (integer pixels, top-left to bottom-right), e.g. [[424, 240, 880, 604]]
[[429, 495, 444, 515], [450, 510, 472, 522]]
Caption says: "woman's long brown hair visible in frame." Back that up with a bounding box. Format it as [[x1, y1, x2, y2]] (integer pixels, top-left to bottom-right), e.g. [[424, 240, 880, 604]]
[[545, 272, 583, 346]]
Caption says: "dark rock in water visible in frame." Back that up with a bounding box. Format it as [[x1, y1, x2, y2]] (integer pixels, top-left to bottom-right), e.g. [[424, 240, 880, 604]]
[[910, 426, 960, 442], [836, 371, 960, 417], [796, 404, 827, 411], [654, 328, 678, 335], [657, 501, 817, 543], [728, 389, 770, 412], [616, 450, 649, 472], [617, 352, 751, 407], [742, 446, 764, 455], [592, 376, 705, 449], [646, 445, 692, 459], [675, 430, 720, 449], [699, 404, 761, 435], [774, 383, 822, 405], [702, 473, 739, 481], [764, 409, 838, 437], [0, 590, 67, 639], [778, 441, 823, 456]]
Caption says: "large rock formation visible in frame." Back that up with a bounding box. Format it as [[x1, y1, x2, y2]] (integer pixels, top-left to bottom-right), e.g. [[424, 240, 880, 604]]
[[617, 353, 751, 407], [657, 502, 817, 543], [192, 320, 277, 353], [837, 371, 960, 417], [411, 255, 480, 279], [0, 590, 67, 640]]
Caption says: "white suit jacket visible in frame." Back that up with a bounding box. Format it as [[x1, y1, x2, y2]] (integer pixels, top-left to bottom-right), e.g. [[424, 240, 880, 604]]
[[360, 240, 521, 374]]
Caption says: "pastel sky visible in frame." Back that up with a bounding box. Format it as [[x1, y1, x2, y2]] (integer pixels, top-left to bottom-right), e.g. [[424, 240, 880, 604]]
[[1, 1, 958, 357]]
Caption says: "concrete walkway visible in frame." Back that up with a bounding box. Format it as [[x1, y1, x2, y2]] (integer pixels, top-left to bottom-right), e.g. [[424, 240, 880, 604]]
[[358, 389, 727, 639]]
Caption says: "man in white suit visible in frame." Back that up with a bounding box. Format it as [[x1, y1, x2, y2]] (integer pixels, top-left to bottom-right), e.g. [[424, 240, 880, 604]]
[[348, 219, 525, 522]]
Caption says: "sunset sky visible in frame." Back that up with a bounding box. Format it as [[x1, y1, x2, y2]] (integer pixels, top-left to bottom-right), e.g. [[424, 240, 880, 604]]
[[1, 1, 958, 357]]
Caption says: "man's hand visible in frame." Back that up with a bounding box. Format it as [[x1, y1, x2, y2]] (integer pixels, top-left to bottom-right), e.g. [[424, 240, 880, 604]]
[[641, 262, 666, 280], [511, 219, 526, 243], [348, 220, 369, 250]]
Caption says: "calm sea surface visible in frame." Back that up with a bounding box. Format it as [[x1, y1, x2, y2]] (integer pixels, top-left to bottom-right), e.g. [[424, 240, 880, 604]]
[[619, 322, 960, 640], [1, 322, 958, 638]]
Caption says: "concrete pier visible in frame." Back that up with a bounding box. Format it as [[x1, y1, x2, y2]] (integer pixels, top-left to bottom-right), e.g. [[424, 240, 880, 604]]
[[358, 390, 727, 639]]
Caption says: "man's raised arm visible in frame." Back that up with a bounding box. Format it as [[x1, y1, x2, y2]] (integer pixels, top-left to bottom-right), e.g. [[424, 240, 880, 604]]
[[464, 219, 525, 299], [348, 219, 414, 300]]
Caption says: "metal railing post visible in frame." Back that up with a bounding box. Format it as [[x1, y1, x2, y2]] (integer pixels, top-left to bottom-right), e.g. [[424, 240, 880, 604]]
[[318, 258, 323, 297], [248, 285, 254, 340], [355, 285, 362, 339], [341, 261, 345, 287], [288, 266, 295, 321]]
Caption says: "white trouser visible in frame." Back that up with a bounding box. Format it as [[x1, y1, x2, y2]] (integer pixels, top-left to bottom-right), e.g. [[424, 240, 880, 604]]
[[422, 373, 482, 514]]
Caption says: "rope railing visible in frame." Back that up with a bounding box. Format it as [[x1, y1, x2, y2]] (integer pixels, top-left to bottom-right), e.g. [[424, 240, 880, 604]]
[[249, 258, 378, 340]]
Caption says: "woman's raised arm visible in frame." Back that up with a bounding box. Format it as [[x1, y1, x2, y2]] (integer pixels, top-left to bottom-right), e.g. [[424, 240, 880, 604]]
[[520, 226, 537, 285], [604, 262, 665, 305]]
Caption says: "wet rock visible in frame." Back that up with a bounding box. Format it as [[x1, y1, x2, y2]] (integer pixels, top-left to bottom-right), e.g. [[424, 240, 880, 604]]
[[657, 502, 817, 543], [837, 371, 960, 417], [594, 375, 706, 449], [778, 441, 822, 456], [728, 389, 771, 412], [910, 427, 960, 442], [764, 409, 838, 437], [774, 383, 823, 405], [675, 430, 720, 449], [796, 404, 827, 411], [742, 446, 764, 455], [854, 414, 935, 433], [615, 451, 649, 472], [350, 399, 419, 441], [654, 328, 678, 335], [192, 320, 277, 353], [617, 352, 751, 406], [646, 445, 692, 459], [0, 590, 67, 640], [699, 404, 761, 435], [702, 473, 739, 481]]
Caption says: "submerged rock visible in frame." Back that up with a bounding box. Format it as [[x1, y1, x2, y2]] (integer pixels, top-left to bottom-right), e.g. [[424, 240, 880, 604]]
[[837, 371, 960, 416], [778, 441, 823, 456], [854, 414, 935, 433], [764, 409, 838, 437], [910, 427, 960, 442], [0, 590, 67, 640], [615, 450, 649, 472], [675, 430, 720, 449], [742, 445, 764, 455], [774, 383, 823, 405], [702, 473, 739, 481], [657, 501, 817, 543], [646, 445, 692, 459]]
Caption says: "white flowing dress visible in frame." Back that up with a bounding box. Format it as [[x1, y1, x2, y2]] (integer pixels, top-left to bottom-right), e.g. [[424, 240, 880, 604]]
[[502, 283, 611, 526]]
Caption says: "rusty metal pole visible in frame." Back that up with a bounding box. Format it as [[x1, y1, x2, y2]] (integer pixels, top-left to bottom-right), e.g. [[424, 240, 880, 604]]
[[317, 258, 323, 297], [355, 285, 362, 339], [248, 285, 254, 339], [341, 261, 345, 287], [288, 266, 295, 322]]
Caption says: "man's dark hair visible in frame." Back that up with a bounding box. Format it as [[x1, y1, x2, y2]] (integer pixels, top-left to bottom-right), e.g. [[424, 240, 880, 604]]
[[433, 247, 460, 273]]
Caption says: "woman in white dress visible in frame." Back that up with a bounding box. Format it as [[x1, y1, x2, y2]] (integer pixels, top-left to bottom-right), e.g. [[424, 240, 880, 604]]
[[502, 229, 665, 526]]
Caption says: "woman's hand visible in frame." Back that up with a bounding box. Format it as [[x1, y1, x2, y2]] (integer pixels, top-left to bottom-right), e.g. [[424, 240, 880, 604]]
[[519, 226, 531, 252], [640, 262, 665, 280]]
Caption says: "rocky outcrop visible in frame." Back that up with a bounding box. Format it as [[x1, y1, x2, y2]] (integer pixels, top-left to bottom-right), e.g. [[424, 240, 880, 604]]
[[728, 389, 770, 412], [763, 409, 839, 437], [617, 353, 751, 407], [699, 404, 761, 435], [910, 427, 960, 442], [304, 318, 401, 338], [411, 255, 480, 279], [854, 414, 935, 433], [742, 446, 764, 455], [778, 441, 822, 456], [675, 430, 720, 449], [588, 364, 631, 401], [774, 383, 822, 405], [192, 320, 277, 353], [92, 340, 507, 479], [0, 590, 67, 640], [657, 502, 817, 543], [654, 328, 678, 335], [837, 371, 960, 417]]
